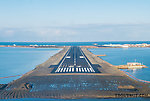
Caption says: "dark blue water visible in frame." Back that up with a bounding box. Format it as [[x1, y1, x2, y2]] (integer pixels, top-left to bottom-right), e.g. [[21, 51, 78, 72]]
[[1, 41, 150, 46]]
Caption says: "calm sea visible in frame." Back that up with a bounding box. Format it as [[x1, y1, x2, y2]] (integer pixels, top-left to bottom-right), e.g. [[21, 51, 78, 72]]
[[0, 47, 61, 84], [0, 42, 150, 101], [89, 47, 150, 81], [1, 41, 150, 46]]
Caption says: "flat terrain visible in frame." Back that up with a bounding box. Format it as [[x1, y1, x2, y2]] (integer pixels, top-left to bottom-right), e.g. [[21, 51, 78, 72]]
[[51, 46, 100, 73], [0, 46, 150, 99]]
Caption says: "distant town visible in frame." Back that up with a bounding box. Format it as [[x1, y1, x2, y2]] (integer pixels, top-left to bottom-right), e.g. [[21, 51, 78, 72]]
[[96, 43, 150, 48], [1, 43, 150, 48]]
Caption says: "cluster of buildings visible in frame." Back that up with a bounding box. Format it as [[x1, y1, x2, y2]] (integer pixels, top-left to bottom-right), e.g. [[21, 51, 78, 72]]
[[126, 43, 150, 47], [29, 45, 56, 47], [99, 43, 150, 48]]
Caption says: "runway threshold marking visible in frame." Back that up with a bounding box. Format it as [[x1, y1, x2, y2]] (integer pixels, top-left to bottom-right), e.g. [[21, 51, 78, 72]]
[[37, 73, 112, 76], [55, 47, 71, 72], [79, 48, 95, 72], [54, 47, 98, 73]]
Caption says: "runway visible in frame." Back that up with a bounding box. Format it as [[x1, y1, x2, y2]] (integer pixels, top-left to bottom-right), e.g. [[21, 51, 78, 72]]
[[1, 46, 150, 99], [52, 46, 100, 73]]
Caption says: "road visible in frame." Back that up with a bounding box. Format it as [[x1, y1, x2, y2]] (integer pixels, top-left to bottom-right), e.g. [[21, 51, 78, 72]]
[[52, 46, 100, 73]]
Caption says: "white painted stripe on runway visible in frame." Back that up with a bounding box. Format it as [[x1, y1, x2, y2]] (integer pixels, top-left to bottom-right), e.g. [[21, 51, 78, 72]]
[[66, 56, 71, 58], [79, 48, 92, 68], [79, 56, 84, 58], [76, 68, 78, 72], [69, 68, 72, 72], [74, 47, 76, 66], [60, 68, 63, 72], [79, 48, 96, 73], [89, 68, 95, 72], [87, 68, 90, 72], [69, 65, 74, 68], [55, 47, 71, 72], [56, 68, 59, 72], [63, 68, 66, 72], [84, 68, 87, 72], [92, 68, 95, 72], [79, 68, 81, 72], [90, 68, 95, 72], [89, 68, 92, 72], [55, 69, 58, 72], [66, 68, 69, 72], [72, 68, 74, 72], [82, 68, 84, 72], [57, 68, 60, 72]]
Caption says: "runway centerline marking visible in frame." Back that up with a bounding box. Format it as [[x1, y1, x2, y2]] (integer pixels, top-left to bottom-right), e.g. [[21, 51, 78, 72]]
[[74, 47, 76, 66]]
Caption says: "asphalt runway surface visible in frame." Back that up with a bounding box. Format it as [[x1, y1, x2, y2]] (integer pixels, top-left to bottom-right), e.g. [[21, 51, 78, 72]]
[[51, 46, 100, 73]]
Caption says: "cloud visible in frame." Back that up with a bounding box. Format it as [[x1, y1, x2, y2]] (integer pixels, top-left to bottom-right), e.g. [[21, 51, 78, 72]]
[[0, 24, 150, 41], [0, 29, 15, 37]]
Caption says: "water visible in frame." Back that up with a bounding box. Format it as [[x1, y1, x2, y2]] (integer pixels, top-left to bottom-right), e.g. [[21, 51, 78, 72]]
[[89, 48, 150, 81], [0, 42, 150, 100], [88, 47, 150, 101], [0, 47, 61, 84], [1, 41, 150, 46]]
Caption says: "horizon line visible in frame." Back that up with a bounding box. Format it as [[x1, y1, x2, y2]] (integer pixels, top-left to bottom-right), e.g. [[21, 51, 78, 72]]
[[1, 40, 150, 43]]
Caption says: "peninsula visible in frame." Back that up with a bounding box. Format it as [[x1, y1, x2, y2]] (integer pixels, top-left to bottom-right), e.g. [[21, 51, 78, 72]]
[[0, 46, 150, 99]]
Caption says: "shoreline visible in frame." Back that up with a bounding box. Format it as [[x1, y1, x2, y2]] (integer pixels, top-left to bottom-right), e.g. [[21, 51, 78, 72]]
[[81, 46, 150, 48], [1, 45, 150, 49], [0, 46, 150, 99], [1, 46, 149, 84], [86, 48, 150, 83], [0, 45, 65, 48]]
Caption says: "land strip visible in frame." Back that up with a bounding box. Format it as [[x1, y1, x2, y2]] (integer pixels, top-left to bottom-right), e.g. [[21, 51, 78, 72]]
[[0, 45, 65, 48], [0, 46, 150, 99]]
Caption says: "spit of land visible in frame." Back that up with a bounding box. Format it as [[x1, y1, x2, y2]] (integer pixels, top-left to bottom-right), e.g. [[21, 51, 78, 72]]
[[0, 46, 150, 99]]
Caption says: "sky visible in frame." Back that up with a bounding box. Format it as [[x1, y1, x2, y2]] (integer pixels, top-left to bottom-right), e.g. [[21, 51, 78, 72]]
[[0, 0, 150, 42]]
